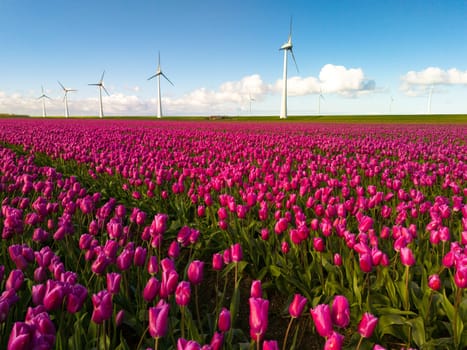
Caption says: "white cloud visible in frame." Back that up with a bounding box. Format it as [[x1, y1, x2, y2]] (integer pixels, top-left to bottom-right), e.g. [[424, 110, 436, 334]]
[[400, 67, 467, 96], [0, 66, 377, 116], [273, 64, 375, 97]]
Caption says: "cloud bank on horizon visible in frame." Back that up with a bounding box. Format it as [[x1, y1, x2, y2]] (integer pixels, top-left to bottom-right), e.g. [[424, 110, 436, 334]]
[[1, 64, 466, 116]]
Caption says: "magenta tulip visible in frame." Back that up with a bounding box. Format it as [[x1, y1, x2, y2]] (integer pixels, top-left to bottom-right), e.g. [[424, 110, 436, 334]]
[[177, 338, 201, 350], [428, 274, 441, 291], [249, 297, 269, 342], [175, 281, 191, 306], [147, 255, 159, 275], [67, 284, 88, 313], [262, 340, 279, 350], [91, 290, 113, 324], [288, 294, 307, 318], [250, 280, 262, 298], [143, 277, 160, 302], [148, 299, 169, 338], [357, 312, 378, 338], [212, 253, 224, 271], [5, 269, 24, 291], [454, 265, 467, 288], [310, 304, 333, 338], [187, 260, 204, 285], [7, 322, 32, 350], [400, 247, 415, 266], [210, 331, 224, 350], [331, 295, 350, 328], [134, 246, 147, 267], [218, 307, 231, 332], [231, 243, 243, 262], [324, 331, 344, 350], [106, 272, 121, 295]]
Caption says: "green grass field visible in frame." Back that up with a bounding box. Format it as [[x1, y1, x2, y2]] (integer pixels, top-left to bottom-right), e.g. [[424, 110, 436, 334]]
[[3, 113, 467, 123]]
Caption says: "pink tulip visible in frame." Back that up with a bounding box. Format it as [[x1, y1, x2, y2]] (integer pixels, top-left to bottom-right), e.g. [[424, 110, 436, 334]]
[[262, 340, 279, 350], [177, 338, 201, 350], [288, 294, 307, 318], [310, 304, 333, 338], [428, 274, 441, 291], [324, 331, 344, 350], [212, 253, 224, 271], [400, 247, 415, 267], [106, 272, 121, 295], [249, 297, 269, 342], [187, 260, 204, 285], [357, 312, 378, 338], [147, 255, 159, 275], [149, 299, 169, 338], [333, 253, 343, 266], [175, 281, 191, 306], [91, 290, 113, 324], [250, 280, 262, 298], [143, 277, 160, 302], [218, 307, 231, 332], [331, 295, 350, 328], [5, 269, 24, 291], [134, 246, 147, 267], [210, 331, 224, 350], [7, 322, 32, 350], [231, 243, 243, 262], [454, 266, 467, 288]]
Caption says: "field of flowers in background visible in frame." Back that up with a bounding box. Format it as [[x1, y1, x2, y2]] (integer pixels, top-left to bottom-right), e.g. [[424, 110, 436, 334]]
[[0, 118, 466, 350]]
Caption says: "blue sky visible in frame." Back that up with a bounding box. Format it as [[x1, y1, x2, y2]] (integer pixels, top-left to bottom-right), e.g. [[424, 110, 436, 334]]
[[1, 0, 466, 116]]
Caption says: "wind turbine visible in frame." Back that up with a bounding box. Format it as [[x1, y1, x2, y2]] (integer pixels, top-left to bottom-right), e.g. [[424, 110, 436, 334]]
[[249, 93, 255, 115], [38, 86, 51, 118], [427, 85, 434, 114], [58, 81, 77, 118], [317, 87, 325, 115], [389, 95, 394, 113], [279, 17, 299, 119], [148, 52, 174, 118], [89, 71, 109, 118]]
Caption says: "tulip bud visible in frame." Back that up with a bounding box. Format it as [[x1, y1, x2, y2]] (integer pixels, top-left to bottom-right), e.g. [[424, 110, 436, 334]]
[[250, 280, 262, 298], [106, 272, 121, 295], [454, 266, 467, 289], [147, 255, 159, 275], [133, 246, 147, 267], [288, 294, 307, 318], [262, 340, 279, 350], [310, 304, 333, 338], [400, 247, 415, 267], [187, 260, 204, 285], [357, 312, 378, 338], [230, 243, 242, 262], [175, 281, 191, 306], [218, 307, 231, 332], [428, 274, 441, 291], [143, 277, 160, 302], [149, 299, 169, 338], [212, 253, 224, 271], [324, 331, 344, 350], [331, 295, 350, 328], [249, 297, 269, 342]]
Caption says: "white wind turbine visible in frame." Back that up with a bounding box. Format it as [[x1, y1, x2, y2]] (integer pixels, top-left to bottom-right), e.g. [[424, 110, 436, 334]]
[[249, 93, 255, 115], [38, 86, 51, 118], [148, 52, 174, 118], [89, 71, 109, 118], [279, 18, 299, 119], [58, 81, 77, 118], [317, 87, 325, 115], [389, 95, 394, 113], [427, 85, 434, 114]]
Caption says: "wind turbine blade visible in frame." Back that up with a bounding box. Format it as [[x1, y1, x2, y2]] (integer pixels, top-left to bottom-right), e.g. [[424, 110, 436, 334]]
[[161, 72, 174, 86], [100, 70, 106, 83], [89, 83, 99, 86], [158, 51, 161, 66], [289, 16, 293, 38], [58, 81, 66, 90], [290, 49, 299, 73], [148, 74, 158, 81], [102, 85, 110, 96]]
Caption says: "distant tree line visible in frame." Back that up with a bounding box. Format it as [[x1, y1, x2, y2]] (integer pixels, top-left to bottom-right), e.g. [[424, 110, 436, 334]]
[[0, 113, 30, 118]]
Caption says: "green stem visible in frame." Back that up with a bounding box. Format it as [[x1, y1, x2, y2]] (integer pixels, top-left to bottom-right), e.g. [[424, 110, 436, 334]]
[[195, 285, 202, 333], [356, 335, 364, 350], [180, 306, 185, 339], [135, 327, 148, 350], [282, 317, 294, 350], [155, 337, 159, 350], [404, 265, 410, 311], [453, 287, 462, 348]]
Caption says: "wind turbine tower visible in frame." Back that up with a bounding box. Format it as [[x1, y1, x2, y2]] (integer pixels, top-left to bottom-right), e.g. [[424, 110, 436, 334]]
[[58, 81, 77, 118], [148, 52, 174, 118], [38, 86, 51, 118], [249, 93, 255, 115], [89, 71, 109, 118], [279, 18, 299, 119], [427, 85, 434, 114], [317, 87, 325, 115]]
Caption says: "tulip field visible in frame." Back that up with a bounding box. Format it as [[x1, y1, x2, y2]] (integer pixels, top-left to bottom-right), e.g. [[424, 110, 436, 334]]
[[0, 117, 466, 350]]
